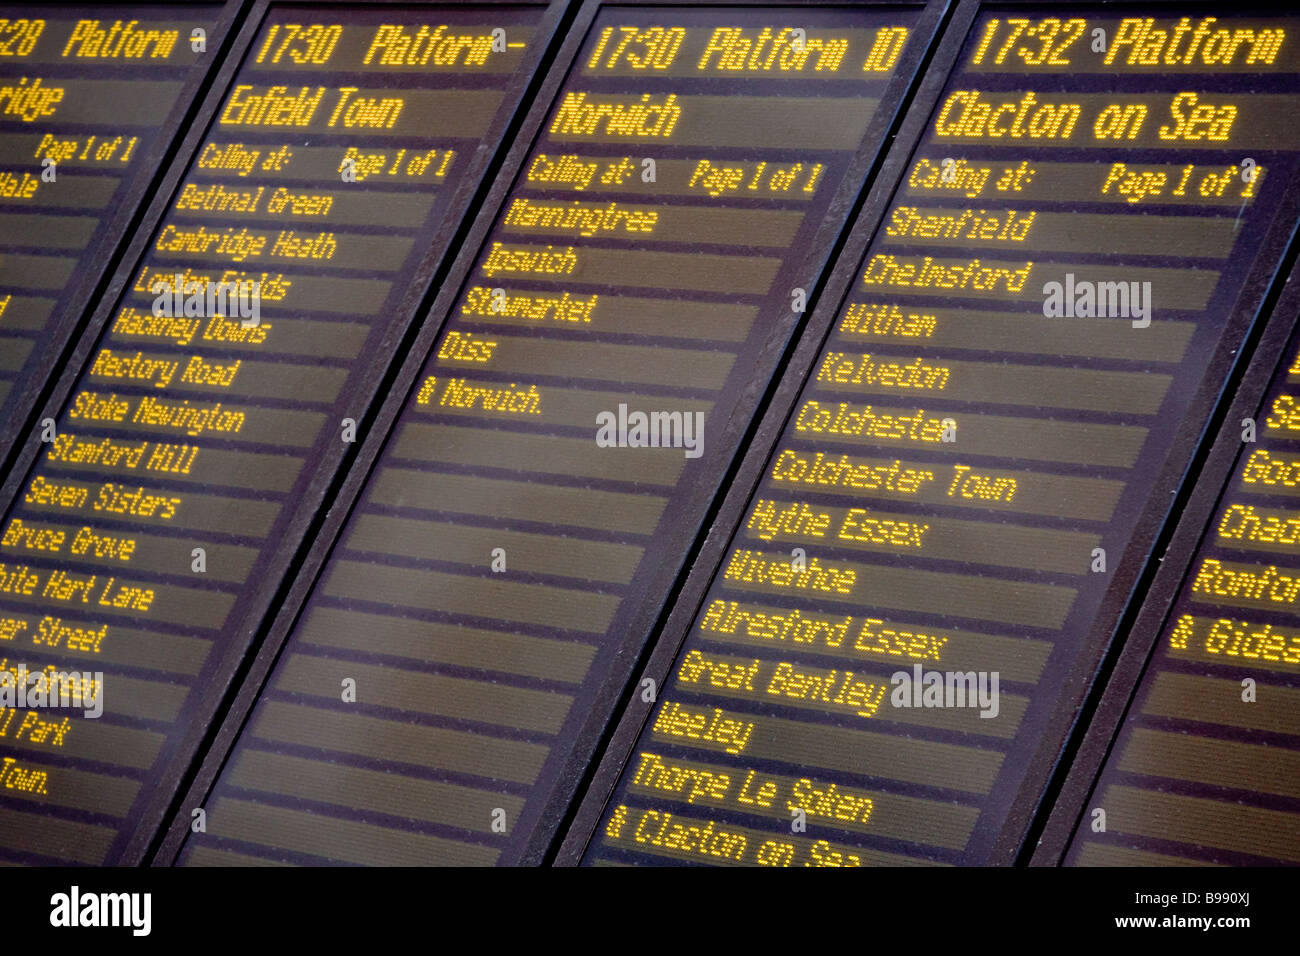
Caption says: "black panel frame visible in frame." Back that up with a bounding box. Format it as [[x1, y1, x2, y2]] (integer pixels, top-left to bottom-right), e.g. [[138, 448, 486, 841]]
[[153, 0, 950, 867]]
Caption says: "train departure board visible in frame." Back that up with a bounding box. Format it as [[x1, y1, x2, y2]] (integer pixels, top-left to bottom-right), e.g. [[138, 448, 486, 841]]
[[175, 2, 935, 867], [0, 4, 221, 468], [1066, 322, 1300, 867], [577, 4, 1300, 866], [0, 1, 557, 864]]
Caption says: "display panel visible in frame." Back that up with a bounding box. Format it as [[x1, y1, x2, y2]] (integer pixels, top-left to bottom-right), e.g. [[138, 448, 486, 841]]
[[176, 2, 932, 867], [1065, 323, 1300, 866], [0, 4, 221, 468], [0, 1, 555, 864], [578, 4, 1300, 866]]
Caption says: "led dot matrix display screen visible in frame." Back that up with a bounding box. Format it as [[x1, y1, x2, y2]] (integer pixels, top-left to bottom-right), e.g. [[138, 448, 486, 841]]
[[0, 4, 220, 464], [0, 1, 553, 864], [176, 1, 934, 867], [578, 4, 1300, 866], [1067, 325, 1300, 867]]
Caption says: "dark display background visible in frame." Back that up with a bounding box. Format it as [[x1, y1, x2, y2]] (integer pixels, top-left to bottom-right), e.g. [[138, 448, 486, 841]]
[[1066, 321, 1300, 866], [576, 4, 1300, 866], [175, 2, 933, 867], [3, 0, 1298, 871], [0, 4, 220, 469], [0, 1, 552, 864]]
